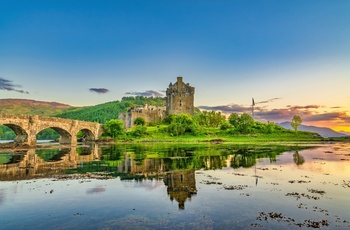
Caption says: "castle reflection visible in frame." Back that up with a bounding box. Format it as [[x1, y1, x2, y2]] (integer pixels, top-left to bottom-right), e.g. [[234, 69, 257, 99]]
[[0, 144, 311, 209], [164, 169, 197, 209]]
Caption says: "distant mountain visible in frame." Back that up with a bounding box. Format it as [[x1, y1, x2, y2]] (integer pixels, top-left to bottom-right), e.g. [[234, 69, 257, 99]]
[[0, 98, 75, 116], [278, 122, 348, 138], [340, 131, 350, 136]]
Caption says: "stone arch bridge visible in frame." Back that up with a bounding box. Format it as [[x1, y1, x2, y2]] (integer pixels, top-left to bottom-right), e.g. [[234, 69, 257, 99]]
[[0, 114, 104, 146]]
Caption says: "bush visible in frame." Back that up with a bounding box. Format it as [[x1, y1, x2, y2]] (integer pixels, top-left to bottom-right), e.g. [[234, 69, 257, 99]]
[[220, 121, 231, 130], [104, 119, 125, 138], [148, 122, 158, 127], [134, 117, 146, 126], [132, 126, 148, 137], [265, 121, 276, 134], [167, 114, 198, 136], [226, 127, 237, 135], [163, 114, 175, 124]]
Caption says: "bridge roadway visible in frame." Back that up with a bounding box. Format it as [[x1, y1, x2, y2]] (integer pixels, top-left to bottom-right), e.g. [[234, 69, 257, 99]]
[[0, 114, 104, 146]]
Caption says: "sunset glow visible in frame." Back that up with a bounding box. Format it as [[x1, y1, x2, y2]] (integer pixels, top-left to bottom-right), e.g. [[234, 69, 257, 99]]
[[0, 1, 349, 132]]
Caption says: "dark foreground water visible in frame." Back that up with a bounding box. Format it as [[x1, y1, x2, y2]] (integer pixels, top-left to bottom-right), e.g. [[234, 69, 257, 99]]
[[0, 143, 349, 229]]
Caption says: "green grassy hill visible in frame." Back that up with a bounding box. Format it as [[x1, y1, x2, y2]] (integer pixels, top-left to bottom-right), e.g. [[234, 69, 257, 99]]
[[0, 98, 75, 116], [0, 97, 165, 123], [55, 96, 165, 123]]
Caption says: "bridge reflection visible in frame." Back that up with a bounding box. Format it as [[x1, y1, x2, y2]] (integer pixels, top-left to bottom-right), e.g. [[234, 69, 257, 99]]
[[0, 145, 198, 209], [0, 146, 100, 180]]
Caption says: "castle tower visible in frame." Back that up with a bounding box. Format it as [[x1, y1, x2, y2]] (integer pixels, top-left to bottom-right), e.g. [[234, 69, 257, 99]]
[[166, 77, 195, 116]]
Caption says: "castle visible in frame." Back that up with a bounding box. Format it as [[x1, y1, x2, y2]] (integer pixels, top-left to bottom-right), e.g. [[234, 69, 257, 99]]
[[119, 77, 195, 128]]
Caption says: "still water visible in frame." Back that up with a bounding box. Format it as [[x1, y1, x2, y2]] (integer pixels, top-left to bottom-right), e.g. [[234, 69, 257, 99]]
[[0, 143, 349, 229]]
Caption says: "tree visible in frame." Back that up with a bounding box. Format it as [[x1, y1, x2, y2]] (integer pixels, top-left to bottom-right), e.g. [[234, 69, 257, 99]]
[[238, 113, 254, 133], [195, 111, 226, 127], [228, 113, 239, 128], [104, 119, 125, 138], [134, 117, 146, 126], [291, 115, 302, 132]]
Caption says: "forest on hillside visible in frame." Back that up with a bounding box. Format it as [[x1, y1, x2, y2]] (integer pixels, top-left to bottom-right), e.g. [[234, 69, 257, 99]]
[[56, 96, 165, 123]]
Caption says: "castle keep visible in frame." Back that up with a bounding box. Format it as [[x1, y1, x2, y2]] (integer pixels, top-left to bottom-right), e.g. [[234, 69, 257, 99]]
[[166, 77, 195, 116], [119, 77, 195, 128]]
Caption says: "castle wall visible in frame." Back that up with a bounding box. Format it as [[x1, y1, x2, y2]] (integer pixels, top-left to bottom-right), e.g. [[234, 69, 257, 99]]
[[119, 105, 166, 128]]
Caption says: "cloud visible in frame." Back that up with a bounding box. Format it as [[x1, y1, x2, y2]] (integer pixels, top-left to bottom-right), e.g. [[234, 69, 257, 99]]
[[0, 77, 29, 94], [286, 105, 322, 110], [303, 112, 350, 123], [125, 90, 164, 97], [199, 100, 350, 130], [198, 98, 283, 115], [197, 104, 251, 114], [255, 97, 282, 105], [89, 88, 109, 94]]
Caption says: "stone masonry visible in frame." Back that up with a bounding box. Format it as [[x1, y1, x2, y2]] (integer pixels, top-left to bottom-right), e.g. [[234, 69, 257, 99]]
[[0, 114, 104, 146], [166, 76, 195, 116], [118, 104, 166, 129], [120, 76, 195, 128]]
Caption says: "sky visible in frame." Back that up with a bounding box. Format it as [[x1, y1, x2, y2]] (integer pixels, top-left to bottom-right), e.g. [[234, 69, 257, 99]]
[[0, 0, 349, 132]]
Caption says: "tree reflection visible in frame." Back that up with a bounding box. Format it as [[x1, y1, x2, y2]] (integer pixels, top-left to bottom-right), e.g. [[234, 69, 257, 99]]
[[293, 150, 305, 166]]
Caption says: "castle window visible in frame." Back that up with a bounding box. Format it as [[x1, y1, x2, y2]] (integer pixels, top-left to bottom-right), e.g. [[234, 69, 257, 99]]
[[180, 100, 182, 107]]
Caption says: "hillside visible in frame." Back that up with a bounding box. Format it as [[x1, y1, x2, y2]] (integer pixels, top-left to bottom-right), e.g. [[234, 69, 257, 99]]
[[0, 97, 165, 123], [56, 96, 165, 123], [278, 122, 348, 138], [0, 98, 75, 116]]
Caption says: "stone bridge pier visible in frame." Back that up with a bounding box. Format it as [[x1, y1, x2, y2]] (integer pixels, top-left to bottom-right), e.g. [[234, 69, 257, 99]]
[[0, 114, 105, 146]]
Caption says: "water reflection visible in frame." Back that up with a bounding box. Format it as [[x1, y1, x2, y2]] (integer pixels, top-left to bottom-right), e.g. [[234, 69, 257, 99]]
[[0, 144, 314, 180], [164, 169, 197, 209], [86, 186, 106, 194], [293, 150, 305, 166], [0, 144, 315, 209]]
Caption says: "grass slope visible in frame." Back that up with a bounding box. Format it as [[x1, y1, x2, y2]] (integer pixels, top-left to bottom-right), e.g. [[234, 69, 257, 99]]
[[120, 125, 322, 143], [0, 98, 74, 116]]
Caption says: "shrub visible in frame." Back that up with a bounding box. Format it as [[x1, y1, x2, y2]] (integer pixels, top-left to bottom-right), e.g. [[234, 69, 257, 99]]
[[134, 117, 146, 126], [104, 119, 125, 138], [132, 126, 148, 137], [220, 121, 231, 130], [148, 121, 158, 127], [163, 114, 175, 124], [167, 114, 197, 136]]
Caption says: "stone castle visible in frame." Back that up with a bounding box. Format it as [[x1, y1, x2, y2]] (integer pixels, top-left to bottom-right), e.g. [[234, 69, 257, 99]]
[[119, 77, 195, 128]]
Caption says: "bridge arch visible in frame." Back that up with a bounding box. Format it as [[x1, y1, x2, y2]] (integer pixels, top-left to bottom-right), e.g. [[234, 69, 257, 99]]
[[36, 127, 73, 144], [2, 124, 29, 143], [78, 128, 96, 141], [0, 114, 104, 146]]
